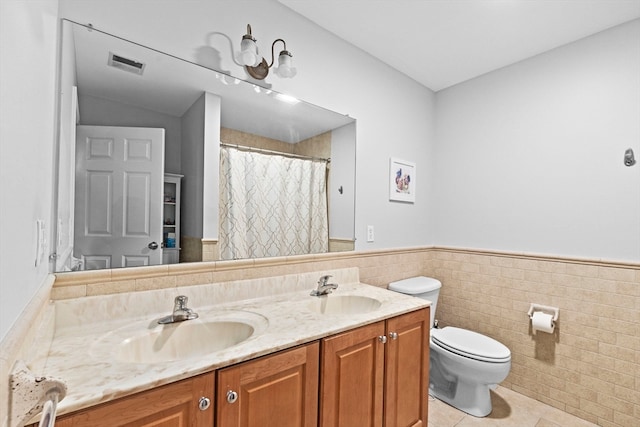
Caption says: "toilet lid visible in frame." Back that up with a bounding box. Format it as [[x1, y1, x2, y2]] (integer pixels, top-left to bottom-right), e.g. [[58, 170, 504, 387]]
[[431, 327, 511, 363], [388, 276, 441, 294]]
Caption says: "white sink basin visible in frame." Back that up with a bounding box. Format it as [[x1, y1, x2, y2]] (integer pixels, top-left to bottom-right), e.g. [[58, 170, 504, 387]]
[[92, 310, 268, 364], [308, 295, 382, 315]]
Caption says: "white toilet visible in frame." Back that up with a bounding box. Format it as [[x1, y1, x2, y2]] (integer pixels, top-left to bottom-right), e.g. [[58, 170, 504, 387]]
[[388, 276, 511, 417]]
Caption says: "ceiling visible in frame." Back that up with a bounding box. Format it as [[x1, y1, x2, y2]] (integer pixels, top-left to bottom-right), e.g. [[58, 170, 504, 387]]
[[279, 0, 640, 91]]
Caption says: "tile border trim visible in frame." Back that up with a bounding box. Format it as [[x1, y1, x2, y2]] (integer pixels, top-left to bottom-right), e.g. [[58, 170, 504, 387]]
[[53, 246, 639, 288]]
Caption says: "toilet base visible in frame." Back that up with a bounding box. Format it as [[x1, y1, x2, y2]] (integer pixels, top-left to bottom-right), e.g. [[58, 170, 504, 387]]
[[429, 340, 510, 418], [429, 380, 493, 417]]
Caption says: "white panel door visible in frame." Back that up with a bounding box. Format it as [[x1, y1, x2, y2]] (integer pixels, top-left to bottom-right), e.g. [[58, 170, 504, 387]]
[[74, 125, 165, 269]]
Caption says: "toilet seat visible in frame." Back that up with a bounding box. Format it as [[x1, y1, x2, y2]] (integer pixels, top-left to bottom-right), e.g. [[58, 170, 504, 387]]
[[431, 327, 511, 363]]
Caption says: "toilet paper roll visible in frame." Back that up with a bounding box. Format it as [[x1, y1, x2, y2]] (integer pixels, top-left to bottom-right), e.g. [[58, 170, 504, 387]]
[[531, 311, 555, 334]]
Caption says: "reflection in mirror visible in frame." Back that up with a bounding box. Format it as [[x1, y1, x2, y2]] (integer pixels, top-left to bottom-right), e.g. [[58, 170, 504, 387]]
[[54, 20, 356, 272]]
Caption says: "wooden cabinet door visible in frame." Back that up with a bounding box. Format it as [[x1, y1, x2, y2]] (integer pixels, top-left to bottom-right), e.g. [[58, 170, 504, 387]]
[[319, 321, 386, 427], [384, 308, 430, 427], [216, 342, 319, 427], [55, 372, 214, 427]]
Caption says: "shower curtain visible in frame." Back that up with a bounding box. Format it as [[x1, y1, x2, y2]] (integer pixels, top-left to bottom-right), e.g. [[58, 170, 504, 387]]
[[219, 146, 329, 260]]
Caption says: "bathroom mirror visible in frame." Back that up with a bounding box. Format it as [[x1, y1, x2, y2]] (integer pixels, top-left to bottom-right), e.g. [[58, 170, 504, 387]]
[[54, 19, 356, 272]]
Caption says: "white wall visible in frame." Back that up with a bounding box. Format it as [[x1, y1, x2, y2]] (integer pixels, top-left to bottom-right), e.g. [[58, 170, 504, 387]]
[[57, 0, 437, 252], [202, 93, 221, 240], [330, 122, 357, 240], [0, 0, 60, 341], [180, 94, 207, 239], [180, 92, 222, 241], [434, 19, 640, 262]]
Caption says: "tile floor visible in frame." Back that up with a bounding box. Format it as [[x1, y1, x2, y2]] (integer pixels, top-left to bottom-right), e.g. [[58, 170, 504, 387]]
[[428, 386, 598, 427]]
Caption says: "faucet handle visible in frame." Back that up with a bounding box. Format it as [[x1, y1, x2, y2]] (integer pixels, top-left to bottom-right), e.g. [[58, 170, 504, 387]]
[[318, 275, 333, 285], [174, 295, 188, 310]]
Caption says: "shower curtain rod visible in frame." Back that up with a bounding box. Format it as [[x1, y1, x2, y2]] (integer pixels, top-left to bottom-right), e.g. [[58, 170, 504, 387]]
[[220, 143, 330, 163]]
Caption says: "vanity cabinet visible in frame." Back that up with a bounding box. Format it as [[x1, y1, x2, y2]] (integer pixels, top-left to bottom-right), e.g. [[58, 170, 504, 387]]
[[216, 342, 320, 427], [37, 308, 428, 427], [320, 320, 385, 426], [52, 372, 214, 427], [319, 308, 430, 427], [383, 308, 430, 427]]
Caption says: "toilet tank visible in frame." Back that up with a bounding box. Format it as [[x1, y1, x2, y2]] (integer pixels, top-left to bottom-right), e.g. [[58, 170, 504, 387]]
[[388, 276, 441, 328]]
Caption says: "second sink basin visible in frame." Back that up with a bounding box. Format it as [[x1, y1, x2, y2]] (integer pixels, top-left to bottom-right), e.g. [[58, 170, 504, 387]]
[[308, 295, 382, 315], [92, 310, 268, 364]]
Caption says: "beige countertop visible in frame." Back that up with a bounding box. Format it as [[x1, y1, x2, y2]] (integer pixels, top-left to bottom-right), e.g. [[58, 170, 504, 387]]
[[25, 268, 429, 423]]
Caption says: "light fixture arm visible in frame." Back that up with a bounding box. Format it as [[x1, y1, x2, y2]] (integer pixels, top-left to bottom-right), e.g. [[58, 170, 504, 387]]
[[268, 39, 287, 68]]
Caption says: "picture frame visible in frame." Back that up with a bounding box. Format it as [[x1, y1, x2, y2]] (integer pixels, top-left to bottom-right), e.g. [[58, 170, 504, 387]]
[[389, 157, 416, 203]]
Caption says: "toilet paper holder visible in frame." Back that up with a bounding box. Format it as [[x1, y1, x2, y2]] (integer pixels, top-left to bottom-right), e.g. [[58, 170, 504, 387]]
[[527, 303, 559, 326]]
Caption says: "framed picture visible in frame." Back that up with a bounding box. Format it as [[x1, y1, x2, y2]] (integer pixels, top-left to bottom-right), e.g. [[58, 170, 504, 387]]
[[389, 157, 416, 203]]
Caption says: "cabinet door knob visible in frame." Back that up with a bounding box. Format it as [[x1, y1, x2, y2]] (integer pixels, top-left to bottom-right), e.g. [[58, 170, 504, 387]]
[[378, 335, 387, 344], [389, 332, 398, 340], [198, 397, 211, 411], [227, 390, 239, 404]]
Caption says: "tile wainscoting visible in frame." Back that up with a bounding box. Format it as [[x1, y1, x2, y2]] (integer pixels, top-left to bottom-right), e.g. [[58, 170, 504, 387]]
[[426, 249, 639, 427], [2, 247, 638, 427]]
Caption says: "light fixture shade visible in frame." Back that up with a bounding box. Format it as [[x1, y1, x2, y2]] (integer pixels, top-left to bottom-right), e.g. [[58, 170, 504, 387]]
[[236, 37, 261, 67], [274, 50, 297, 78]]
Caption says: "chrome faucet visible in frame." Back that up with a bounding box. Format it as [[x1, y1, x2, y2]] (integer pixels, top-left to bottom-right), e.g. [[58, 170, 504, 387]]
[[311, 275, 338, 296], [158, 295, 199, 324]]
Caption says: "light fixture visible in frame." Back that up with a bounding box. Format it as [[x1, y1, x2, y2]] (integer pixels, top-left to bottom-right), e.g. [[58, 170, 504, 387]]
[[235, 24, 297, 80]]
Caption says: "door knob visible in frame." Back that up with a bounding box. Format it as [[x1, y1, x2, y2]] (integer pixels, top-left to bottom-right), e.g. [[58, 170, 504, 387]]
[[148, 241, 159, 250]]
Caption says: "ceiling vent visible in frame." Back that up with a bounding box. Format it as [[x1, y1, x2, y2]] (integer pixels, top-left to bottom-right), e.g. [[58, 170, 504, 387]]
[[108, 52, 146, 75]]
